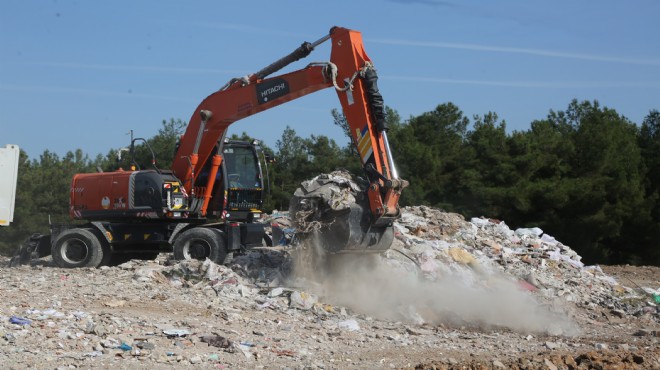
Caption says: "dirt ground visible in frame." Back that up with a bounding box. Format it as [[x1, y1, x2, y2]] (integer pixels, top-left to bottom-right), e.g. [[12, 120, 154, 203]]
[[0, 254, 657, 370], [600, 265, 660, 294], [406, 264, 660, 370]]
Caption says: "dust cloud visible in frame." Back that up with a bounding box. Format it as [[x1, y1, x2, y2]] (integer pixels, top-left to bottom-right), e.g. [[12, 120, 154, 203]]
[[291, 243, 580, 337]]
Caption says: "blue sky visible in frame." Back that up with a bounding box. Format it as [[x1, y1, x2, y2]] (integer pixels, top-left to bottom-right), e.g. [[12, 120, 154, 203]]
[[1, 0, 659, 159]]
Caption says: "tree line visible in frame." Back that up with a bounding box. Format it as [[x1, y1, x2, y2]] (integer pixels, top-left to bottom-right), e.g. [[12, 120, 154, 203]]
[[1, 99, 658, 266]]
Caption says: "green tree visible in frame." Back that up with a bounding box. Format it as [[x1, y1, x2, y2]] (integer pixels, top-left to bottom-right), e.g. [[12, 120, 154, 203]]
[[636, 109, 660, 264], [269, 127, 308, 210], [640, 110, 660, 194], [391, 102, 468, 208], [115, 119, 186, 171], [269, 125, 360, 211], [518, 100, 646, 264], [459, 112, 512, 217]]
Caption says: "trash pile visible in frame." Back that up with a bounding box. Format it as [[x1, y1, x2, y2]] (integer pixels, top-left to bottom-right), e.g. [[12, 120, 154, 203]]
[[283, 171, 656, 330], [0, 203, 658, 368], [0, 257, 376, 368], [391, 205, 659, 320], [288, 170, 362, 237]]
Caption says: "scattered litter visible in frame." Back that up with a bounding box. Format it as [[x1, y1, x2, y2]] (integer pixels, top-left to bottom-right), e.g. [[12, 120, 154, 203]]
[[9, 316, 31, 325], [163, 328, 191, 337], [103, 299, 126, 308], [134, 340, 155, 350], [337, 319, 360, 331], [271, 349, 296, 357], [200, 334, 232, 348], [268, 287, 285, 297], [117, 343, 132, 351], [289, 290, 318, 310], [4, 333, 16, 342]]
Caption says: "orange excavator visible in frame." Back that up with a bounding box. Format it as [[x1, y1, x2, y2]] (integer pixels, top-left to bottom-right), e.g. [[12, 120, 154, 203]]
[[27, 26, 408, 268]]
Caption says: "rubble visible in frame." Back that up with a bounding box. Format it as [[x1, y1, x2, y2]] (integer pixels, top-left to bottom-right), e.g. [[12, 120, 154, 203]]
[[394, 206, 655, 319], [0, 205, 658, 368], [289, 170, 361, 233]]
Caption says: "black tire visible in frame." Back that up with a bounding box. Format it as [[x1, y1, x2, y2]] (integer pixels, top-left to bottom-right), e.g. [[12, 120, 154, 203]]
[[98, 237, 114, 267], [173, 228, 227, 264], [52, 228, 104, 268]]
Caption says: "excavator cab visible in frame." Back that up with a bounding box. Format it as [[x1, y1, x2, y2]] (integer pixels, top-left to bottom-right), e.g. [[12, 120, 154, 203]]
[[203, 139, 268, 223]]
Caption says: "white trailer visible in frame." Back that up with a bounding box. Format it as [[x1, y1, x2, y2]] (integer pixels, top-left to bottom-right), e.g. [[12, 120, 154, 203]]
[[0, 144, 19, 226]]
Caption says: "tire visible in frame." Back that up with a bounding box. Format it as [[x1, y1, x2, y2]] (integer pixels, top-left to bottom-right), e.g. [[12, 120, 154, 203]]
[[52, 228, 104, 268], [98, 236, 114, 267], [173, 228, 227, 264]]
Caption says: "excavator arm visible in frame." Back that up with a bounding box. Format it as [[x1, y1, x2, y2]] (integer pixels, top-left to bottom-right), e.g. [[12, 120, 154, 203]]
[[173, 26, 408, 252]]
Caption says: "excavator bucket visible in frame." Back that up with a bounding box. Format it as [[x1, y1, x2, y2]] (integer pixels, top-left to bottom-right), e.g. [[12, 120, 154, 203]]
[[289, 171, 394, 254]]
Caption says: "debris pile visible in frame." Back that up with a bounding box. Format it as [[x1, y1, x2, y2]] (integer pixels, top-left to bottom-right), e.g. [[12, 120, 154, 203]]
[[288, 170, 361, 233], [0, 204, 657, 368], [392, 205, 658, 320]]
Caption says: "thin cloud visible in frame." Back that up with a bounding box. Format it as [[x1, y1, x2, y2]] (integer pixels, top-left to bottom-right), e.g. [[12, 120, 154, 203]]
[[179, 20, 315, 40], [369, 38, 660, 66], [385, 0, 457, 7], [0, 83, 193, 101], [193, 21, 265, 33], [0, 84, 334, 109], [26, 62, 246, 75], [383, 75, 660, 89]]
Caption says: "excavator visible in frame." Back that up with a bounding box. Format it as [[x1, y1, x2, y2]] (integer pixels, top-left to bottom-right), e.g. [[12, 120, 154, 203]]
[[23, 26, 408, 268]]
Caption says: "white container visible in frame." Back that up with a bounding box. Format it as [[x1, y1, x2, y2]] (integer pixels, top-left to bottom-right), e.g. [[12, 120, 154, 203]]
[[0, 144, 19, 226]]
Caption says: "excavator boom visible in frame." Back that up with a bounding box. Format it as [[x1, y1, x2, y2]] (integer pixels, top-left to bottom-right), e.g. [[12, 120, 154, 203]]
[[173, 27, 409, 253], [173, 27, 407, 236]]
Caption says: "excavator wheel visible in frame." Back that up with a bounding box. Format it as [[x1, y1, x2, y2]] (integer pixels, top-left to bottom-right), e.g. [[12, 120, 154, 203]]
[[51, 228, 104, 268], [173, 227, 227, 264]]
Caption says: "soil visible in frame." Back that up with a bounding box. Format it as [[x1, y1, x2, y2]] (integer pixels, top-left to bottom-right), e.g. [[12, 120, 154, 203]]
[[404, 264, 660, 370], [0, 256, 657, 370], [601, 265, 660, 293]]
